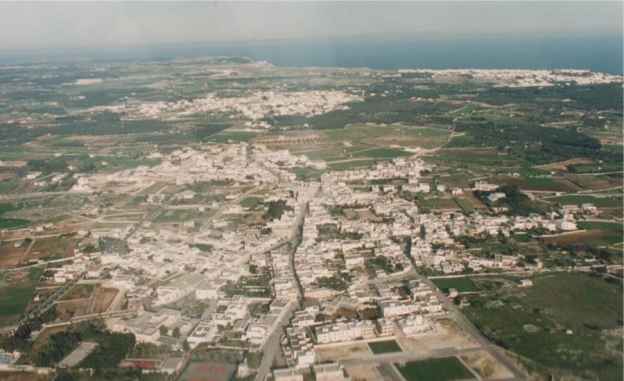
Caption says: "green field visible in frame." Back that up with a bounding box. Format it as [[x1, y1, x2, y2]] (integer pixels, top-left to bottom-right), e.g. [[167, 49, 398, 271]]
[[602, 144, 624, 154], [368, 340, 402, 354], [153, 209, 198, 223], [421, 198, 461, 210], [0, 268, 43, 326], [324, 124, 450, 150], [210, 132, 259, 143], [547, 195, 622, 208], [327, 159, 376, 170], [239, 197, 262, 209], [395, 357, 473, 381], [360, 148, 410, 159], [464, 273, 623, 380], [0, 218, 30, 229], [431, 277, 479, 293], [454, 198, 475, 213], [524, 177, 555, 186], [577, 221, 623, 231]]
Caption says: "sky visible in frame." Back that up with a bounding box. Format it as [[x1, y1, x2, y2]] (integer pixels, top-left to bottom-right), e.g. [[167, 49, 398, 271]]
[[0, 1, 622, 51]]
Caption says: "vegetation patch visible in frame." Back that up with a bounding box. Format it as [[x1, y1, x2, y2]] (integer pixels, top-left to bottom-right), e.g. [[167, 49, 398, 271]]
[[368, 340, 402, 354], [395, 357, 474, 381], [463, 272, 623, 380], [432, 277, 479, 293]]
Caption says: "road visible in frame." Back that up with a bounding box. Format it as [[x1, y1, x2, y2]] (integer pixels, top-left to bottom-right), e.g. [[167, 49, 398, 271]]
[[254, 303, 297, 381], [254, 200, 309, 381]]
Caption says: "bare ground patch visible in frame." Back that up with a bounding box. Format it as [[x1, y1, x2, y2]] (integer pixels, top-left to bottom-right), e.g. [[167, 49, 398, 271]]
[[459, 350, 515, 380], [314, 342, 371, 361]]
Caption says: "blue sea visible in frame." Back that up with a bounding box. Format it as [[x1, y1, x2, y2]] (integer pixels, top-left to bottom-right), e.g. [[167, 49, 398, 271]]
[[2, 35, 622, 75]]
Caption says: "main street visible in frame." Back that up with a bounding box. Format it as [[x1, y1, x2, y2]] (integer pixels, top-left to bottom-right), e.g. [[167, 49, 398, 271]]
[[254, 200, 308, 381]]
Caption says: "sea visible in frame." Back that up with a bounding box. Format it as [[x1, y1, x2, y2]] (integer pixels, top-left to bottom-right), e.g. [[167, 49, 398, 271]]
[[2, 35, 622, 75]]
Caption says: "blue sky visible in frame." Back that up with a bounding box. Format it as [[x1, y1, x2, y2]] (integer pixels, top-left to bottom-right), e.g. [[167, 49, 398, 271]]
[[0, 2, 621, 50]]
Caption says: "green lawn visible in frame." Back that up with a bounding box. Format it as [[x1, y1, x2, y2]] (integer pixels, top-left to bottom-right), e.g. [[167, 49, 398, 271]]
[[432, 277, 479, 293], [395, 357, 473, 381], [368, 340, 402, 354], [463, 273, 623, 380]]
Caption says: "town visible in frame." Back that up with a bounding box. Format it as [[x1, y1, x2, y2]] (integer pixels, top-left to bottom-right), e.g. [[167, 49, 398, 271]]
[[0, 56, 621, 381]]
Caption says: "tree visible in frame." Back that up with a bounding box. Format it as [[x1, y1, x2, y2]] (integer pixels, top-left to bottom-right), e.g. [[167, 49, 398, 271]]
[[172, 327, 180, 339], [182, 340, 190, 352], [159, 325, 168, 336]]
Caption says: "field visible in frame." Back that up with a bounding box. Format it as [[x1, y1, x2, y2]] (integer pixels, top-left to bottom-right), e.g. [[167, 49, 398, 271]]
[[0, 241, 26, 267], [209, 131, 259, 143], [324, 124, 450, 150], [454, 198, 475, 213], [577, 220, 623, 231], [153, 209, 199, 223], [431, 277, 479, 293], [368, 340, 402, 354], [179, 361, 237, 381], [239, 197, 262, 209], [314, 343, 371, 361], [92, 287, 119, 313], [463, 273, 623, 380], [0, 268, 43, 326], [395, 357, 474, 381], [496, 176, 581, 192], [420, 197, 461, 211], [61, 284, 96, 301], [543, 229, 623, 246], [359, 148, 410, 159], [433, 148, 517, 167], [0, 374, 55, 381], [55, 299, 90, 320], [546, 195, 622, 207]]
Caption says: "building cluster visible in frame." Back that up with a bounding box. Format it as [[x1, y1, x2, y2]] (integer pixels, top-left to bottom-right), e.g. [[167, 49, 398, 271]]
[[397, 68, 623, 87], [136, 90, 362, 121]]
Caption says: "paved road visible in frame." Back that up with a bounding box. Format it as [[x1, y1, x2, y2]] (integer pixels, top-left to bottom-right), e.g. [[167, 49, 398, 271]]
[[254, 303, 297, 381], [254, 200, 309, 381]]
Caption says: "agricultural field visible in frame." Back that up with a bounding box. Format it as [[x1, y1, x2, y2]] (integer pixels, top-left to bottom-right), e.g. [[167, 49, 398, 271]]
[[463, 272, 623, 380], [395, 357, 474, 381], [431, 277, 479, 293], [546, 195, 623, 207], [494, 176, 581, 193], [323, 124, 450, 150], [153, 209, 200, 224], [0, 268, 43, 326], [419, 197, 462, 211], [577, 220, 623, 231], [368, 339, 402, 354], [543, 229, 623, 247], [209, 131, 261, 143], [239, 197, 263, 209]]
